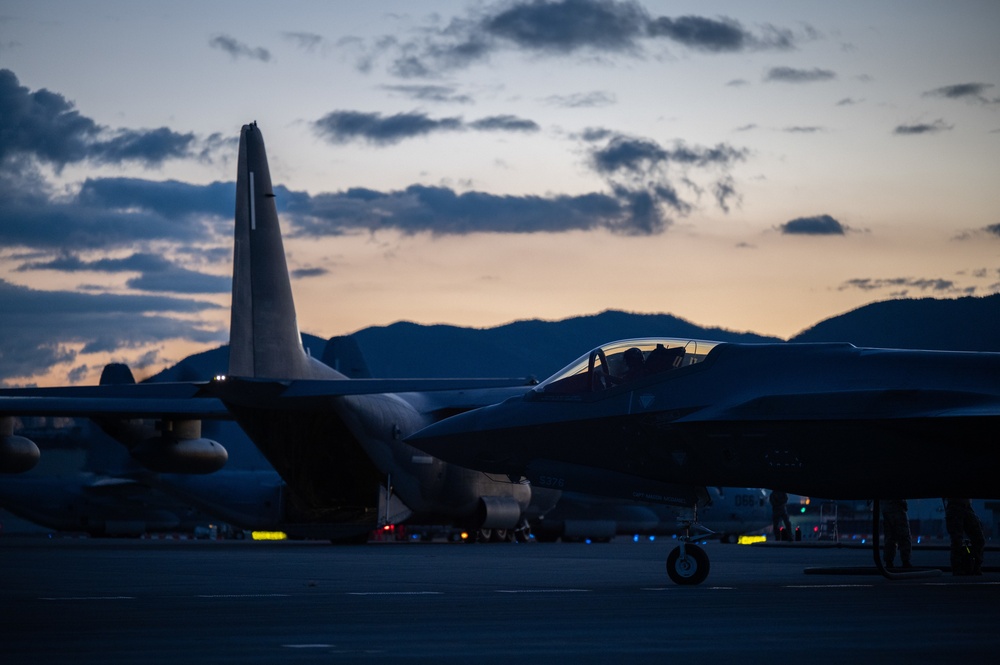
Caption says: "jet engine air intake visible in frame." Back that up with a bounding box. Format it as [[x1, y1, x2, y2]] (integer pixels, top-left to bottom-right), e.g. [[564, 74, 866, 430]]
[[476, 495, 522, 529]]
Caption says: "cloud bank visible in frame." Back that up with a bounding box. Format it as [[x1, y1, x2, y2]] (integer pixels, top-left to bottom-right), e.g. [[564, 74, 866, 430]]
[[348, 1, 801, 78]]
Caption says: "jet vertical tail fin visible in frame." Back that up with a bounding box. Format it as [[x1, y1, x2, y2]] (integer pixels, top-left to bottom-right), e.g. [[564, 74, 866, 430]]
[[228, 123, 341, 381]]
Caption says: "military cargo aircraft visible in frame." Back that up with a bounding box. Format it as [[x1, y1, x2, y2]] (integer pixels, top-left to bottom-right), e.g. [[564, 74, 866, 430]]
[[0, 123, 558, 542], [0, 418, 218, 537], [409, 336, 1000, 582]]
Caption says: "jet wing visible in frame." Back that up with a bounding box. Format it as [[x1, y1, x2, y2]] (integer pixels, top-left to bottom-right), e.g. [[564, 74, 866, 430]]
[[674, 389, 1000, 423]]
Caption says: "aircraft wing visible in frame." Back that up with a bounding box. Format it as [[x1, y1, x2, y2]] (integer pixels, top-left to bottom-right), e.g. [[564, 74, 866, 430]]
[[0, 376, 537, 417], [209, 376, 537, 409], [0, 382, 227, 419], [674, 388, 1000, 423]]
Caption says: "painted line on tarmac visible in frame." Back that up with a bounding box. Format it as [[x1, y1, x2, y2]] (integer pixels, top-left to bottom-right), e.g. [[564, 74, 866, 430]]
[[347, 591, 443, 596], [642, 587, 735, 591], [495, 589, 590, 593], [923, 581, 1000, 586], [197, 594, 290, 598], [40, 596, 135, 601], [784, 584, 874, 588]]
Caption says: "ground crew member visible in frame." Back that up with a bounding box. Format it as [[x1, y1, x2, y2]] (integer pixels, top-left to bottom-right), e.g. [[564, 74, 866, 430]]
[[769, 490, 792, 541], [880, 499, 912, 569], [945, 498, 985, 575]]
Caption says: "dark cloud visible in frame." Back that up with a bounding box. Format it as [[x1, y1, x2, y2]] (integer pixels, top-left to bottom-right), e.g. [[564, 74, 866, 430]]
[[647, 15, 793, 52], [0, 279, 224, 382], [89, 128, 197, 166], [837, 277, 970, 296], [209, 35, 272, 62], [126, 269, 229, 294], [579, 126, 615, 142], [783, 126, 826, 133], [291, 267, 330, 279], [713, 175, 739, 213], [0, 69, 211, 169], [284, 31, 325, 52], [893, 120, 953, 135], [314, 110, 463, 145], [381, 84, 473, 104], [0, 174, 233, 250], [778, 214, 847, 235], [591, 136, 668, 173], [588, 133, 746, 227], [984, 224, 1000, 238], [288, 185, 630, 235], [467, 115, 540, 132], [923, 82, 998, 104], [763, 66, 836, 83], [353, 1, 801, 78], [484, 0, 647, 53], [543, 91, 616, 108], [77, 177, 234, 220], [591, 135, 745, 173], [313, 110, 538, 145], [16, 252, 230, 294]]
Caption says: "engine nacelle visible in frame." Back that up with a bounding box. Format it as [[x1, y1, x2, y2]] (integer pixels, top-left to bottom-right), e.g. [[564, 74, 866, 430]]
[[476, 495, 523, 529], [0, 434, 41, 473], [130, 436, 228, 474]]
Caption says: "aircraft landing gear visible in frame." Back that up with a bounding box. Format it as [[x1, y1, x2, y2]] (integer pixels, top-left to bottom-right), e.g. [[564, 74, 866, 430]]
[[666, 541, 710, 585], [665, 505, 713, 585]]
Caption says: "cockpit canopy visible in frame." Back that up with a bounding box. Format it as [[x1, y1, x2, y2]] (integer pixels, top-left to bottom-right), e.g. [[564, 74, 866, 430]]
[[533, 338, 720, 395]]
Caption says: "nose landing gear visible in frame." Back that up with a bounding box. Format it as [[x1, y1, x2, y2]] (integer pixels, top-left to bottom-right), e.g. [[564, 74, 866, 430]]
[[665, 508, 713, 585]]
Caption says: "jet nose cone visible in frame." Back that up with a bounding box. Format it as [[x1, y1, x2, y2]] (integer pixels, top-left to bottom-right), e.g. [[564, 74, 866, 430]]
[[407, 408, 483, 464], [409, 404, 523, 474]]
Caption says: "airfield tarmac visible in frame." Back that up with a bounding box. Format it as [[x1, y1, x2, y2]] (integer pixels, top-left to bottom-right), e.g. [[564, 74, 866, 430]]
[[1, 536, 997, 664]]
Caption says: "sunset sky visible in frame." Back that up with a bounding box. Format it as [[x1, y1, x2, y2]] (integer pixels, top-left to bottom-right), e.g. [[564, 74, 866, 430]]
[[2, 1, 998, 386]]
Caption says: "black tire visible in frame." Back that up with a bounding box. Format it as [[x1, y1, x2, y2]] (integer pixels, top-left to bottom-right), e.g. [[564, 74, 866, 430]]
[[666, 544, 710, 585]]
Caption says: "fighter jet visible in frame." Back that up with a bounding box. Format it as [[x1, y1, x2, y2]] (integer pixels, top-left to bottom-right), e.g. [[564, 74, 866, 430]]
[[409, 336, 1000, 582]]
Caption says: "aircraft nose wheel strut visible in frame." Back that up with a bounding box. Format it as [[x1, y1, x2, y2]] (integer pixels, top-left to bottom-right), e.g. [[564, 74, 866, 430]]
[[665, 511, 713, 585]]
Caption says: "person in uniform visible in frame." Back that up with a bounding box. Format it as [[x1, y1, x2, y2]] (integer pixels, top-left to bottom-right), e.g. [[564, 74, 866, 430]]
[[769, 490, 792, 541], [880, 499, 912, 569], [945, 498, 985, 575]]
